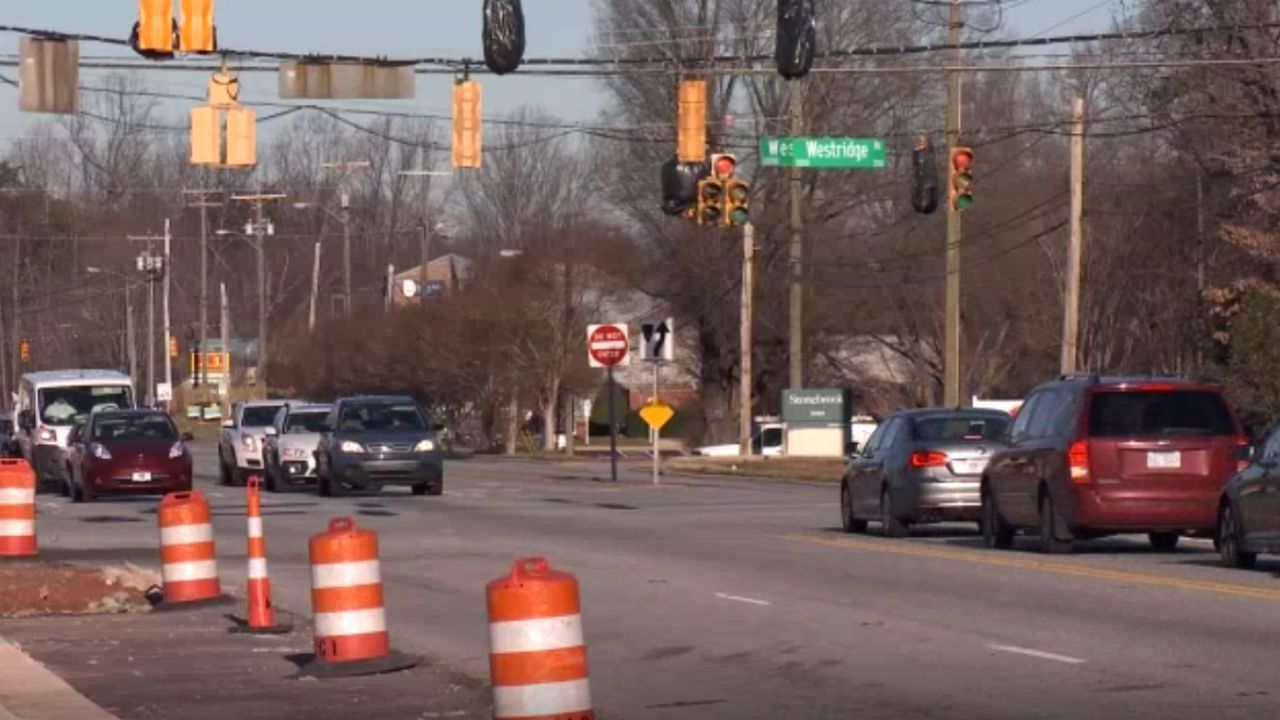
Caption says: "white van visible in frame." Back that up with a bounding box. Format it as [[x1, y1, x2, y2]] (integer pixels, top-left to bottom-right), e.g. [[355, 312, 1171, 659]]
[[14, 370, 135, 488]]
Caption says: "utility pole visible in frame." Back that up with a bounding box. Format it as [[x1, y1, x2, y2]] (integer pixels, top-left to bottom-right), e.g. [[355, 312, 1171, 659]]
[[341, 192, 352, 315], [740, 223, 755, 456], [788, 82, 806, 390], [220, 282, 230, 415], [943, 0, 964, 407], [185, 190, 223, 391], [1061, 96, 1086, 374], [162, 219, 172, 409], [419, 222, 431, 293], [147, 258, 155, 407], [129, 232, 167, 407], [385, 263, 395, 311], [309, 241, 321, 334], [125, 280, 137, 384], [231, 193, 286, 395]]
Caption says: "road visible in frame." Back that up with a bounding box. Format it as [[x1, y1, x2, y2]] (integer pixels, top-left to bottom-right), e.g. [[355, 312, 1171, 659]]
[[33, 445, 1280, 719]]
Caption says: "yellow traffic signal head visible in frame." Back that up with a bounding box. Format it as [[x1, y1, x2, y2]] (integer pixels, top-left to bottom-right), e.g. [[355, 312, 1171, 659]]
[[677, 79, 707, 164], [725, 178, 750, 226], [697, 177, 724, 226], [951, 147, 974, 211], [452, 80, 483, 169], [136, 0, 176, 54], [179, 0, 216, 53]]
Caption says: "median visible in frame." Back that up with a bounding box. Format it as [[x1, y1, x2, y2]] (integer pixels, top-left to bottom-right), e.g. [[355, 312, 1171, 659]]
[[665, 456, 846, 483]]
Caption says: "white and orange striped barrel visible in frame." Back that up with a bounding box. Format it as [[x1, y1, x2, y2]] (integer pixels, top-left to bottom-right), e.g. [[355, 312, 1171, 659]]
[[487, 557, 594, 720], [309, 517, 388, 663], [0, 459, 36, 557], [158, 490, 221, 603]]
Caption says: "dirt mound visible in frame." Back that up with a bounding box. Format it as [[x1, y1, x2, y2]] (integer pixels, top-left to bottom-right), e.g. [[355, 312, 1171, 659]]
[[0, 561, 155, 617]]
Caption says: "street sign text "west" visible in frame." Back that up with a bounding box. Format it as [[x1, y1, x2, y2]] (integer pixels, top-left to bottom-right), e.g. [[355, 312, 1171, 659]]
[[760, 137, 887, 169]]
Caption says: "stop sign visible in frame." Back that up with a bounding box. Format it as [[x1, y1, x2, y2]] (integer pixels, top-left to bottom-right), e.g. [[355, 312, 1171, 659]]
[[588, 324, 629, 368]]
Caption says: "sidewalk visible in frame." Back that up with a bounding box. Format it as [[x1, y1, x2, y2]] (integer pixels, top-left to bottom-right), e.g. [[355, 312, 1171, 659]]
[[0, 600, 491, 719]]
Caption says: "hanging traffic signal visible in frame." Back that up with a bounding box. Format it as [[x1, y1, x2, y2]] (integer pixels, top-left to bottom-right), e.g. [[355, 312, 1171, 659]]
[[725, 176, 750, 226], [133, 0, 178, 57], [190, 63, 255, 167], [179, 0, 217, 53], [18, 340, 30, 364], [912, 136, 939, 215], [696, 177, 723, 226], [677, 79, 707, 164], [452, 79, 483, 169], [951, 147, 974, 212]]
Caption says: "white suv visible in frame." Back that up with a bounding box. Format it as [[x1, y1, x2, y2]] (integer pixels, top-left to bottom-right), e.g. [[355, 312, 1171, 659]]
[[218, 400, 299, 486]]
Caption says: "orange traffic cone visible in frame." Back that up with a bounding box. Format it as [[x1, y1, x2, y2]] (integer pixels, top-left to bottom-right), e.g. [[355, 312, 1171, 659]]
[[487, 557, 594, 720], [298, 517, 419, 678], [230, 477, 292, 634], [0, 459, 36, 558]]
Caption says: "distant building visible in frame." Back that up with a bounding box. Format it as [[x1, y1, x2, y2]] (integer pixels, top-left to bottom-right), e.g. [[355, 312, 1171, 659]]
[[390, 254, 474, 307]]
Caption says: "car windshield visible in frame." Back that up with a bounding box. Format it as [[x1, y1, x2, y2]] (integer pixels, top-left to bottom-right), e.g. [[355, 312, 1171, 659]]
[[1089, 390, 1236, 438], [38, 385, 133, 426], [337, 403, 426, 433], [241, 405, 284, 427], [912, 414, 1009, 442], [285, 411, 329, 434], [92, 414, 177, 442]]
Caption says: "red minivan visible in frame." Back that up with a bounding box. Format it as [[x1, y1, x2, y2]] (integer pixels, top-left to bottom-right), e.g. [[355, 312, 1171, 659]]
[[981, 376, 1248, 553], [65, 410, 194, 502]]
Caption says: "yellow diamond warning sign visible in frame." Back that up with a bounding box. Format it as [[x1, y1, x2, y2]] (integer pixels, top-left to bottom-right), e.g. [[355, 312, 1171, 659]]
[[639, 402, 675, 432]]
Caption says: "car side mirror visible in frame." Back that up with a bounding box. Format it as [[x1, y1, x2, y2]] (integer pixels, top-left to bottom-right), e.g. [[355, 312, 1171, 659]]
[[846, 441, 861, 458], [181, 431, 195, 442]]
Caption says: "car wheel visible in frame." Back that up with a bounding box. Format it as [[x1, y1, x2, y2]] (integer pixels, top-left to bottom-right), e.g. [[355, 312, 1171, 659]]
[[1148, 532, 1180, 552], [841, 482, 867, 534], [981, 488, 1015, 550], [318, 472, 333, 498], [1039, 492, 1073, 555], [219, 459, 232, 486], [265, 466, 279, 493], [880, 488, 908, 538], [1217, 502, 1257, 570]]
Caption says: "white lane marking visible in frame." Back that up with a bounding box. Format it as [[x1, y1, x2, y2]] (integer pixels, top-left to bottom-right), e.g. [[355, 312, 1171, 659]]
[[988, 644, 1085, 665], [714, 592, 772, 606]]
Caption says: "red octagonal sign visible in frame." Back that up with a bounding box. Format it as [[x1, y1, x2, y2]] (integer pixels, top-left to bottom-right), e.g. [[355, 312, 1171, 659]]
[[588, 324, 629, 368]]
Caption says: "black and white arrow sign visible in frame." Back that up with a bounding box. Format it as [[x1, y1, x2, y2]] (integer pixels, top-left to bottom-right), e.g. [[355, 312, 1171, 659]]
[[641, 318, 675, 362]]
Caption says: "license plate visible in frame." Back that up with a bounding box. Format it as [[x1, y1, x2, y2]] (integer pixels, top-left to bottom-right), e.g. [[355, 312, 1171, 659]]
[[131, 471, 152, 483], [951, 459, 987, 475], [1147, 451, 1181, 469]]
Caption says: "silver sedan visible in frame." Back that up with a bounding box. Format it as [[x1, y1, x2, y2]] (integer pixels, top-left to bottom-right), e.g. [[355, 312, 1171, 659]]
[[841, 408, 1011, 536]]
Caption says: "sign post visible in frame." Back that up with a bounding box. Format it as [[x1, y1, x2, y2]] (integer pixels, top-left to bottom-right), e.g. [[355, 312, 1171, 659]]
[[640, 319, 675, 485], [588, 324, 630, 483], [759, 137, 887, 169]]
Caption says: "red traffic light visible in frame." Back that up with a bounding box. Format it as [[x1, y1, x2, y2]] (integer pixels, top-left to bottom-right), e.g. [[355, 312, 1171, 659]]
[[951, 147, 973, 172], [712, 154, 736, 180]]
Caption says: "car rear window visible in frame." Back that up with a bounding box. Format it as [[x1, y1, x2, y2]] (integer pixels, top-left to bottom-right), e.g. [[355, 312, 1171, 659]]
[[912, 415, 1009, 442], [1088, 391, 1236, 438]]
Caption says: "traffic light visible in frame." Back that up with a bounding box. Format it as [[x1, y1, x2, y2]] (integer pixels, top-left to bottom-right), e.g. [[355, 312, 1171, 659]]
[[169, 336, 179, 359], [696, 176, 723, 226], [452, 79, 483, 169], [912, 136, 939, 215], [190, 64, 255, 167], [18, 340, 30, 364], [133, 0, 177, 56], [179, 0, 216, 53], [677, 79, 707, 164], [725, 175, 750, 226], [950, 147, 974, 211]]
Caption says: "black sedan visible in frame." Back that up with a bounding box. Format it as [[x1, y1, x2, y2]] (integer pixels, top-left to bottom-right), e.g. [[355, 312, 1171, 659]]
[[315, 396, 443, 497], [1217, 426, 1280, 569]]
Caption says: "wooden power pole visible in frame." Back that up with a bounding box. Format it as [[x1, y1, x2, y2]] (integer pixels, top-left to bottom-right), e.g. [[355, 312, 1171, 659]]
[[740, 223, 755, 456], [1061, 96, 1086, 374], [944, 0, 964, 407], [788, 83, 806, 390]]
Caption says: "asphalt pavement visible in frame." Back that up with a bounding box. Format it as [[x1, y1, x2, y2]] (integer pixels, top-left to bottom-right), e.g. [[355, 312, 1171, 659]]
[[20, 444, 1280, 719]]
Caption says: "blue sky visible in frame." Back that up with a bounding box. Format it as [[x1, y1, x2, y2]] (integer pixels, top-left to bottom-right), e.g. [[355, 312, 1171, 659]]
[[0, 0, 1116, 143]]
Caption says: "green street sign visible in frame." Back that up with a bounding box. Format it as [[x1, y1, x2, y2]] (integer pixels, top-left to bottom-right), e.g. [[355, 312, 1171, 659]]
[[760, 137, 887, 169]]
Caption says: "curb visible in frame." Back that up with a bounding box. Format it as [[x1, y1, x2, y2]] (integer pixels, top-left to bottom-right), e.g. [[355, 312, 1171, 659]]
[[0, 638, 120, 720]]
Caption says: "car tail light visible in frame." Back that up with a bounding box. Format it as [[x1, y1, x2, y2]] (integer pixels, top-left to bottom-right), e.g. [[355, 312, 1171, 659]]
[[1236, 437, 1252, 472], [1068, 440, 1091, 483], [1133, 383, 1175, 392], [909, 450, 949, 468]]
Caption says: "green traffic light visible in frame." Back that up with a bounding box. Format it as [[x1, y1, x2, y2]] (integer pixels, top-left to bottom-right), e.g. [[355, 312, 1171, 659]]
[[729, 208, 749, 225], [954, 194, 974, 211]]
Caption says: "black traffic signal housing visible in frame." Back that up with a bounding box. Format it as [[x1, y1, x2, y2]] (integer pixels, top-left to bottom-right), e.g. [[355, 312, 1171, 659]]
[[661, 155, 708, 217], [911, 137, 939, 215], [950, 146, 974, 212]]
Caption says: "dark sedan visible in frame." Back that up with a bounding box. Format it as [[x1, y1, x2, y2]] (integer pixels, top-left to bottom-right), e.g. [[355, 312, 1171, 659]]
[[66, 410, 194, 502], [1217, 424, 1280, 569], [315, 396, 443, 497]]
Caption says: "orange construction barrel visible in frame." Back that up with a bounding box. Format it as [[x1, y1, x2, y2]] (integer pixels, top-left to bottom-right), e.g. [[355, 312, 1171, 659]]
[[157, 490, 222, 605], [0, 459, 36, 557]]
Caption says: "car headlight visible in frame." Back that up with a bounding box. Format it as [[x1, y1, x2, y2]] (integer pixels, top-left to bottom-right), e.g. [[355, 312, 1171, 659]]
[[241, 435, 258, 452], [168, 442, 185, 459], [339, 440, 365, 454], [91, 442, 113, 460], [37, 427, 57, 444], [414, 439, 436, 453]]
